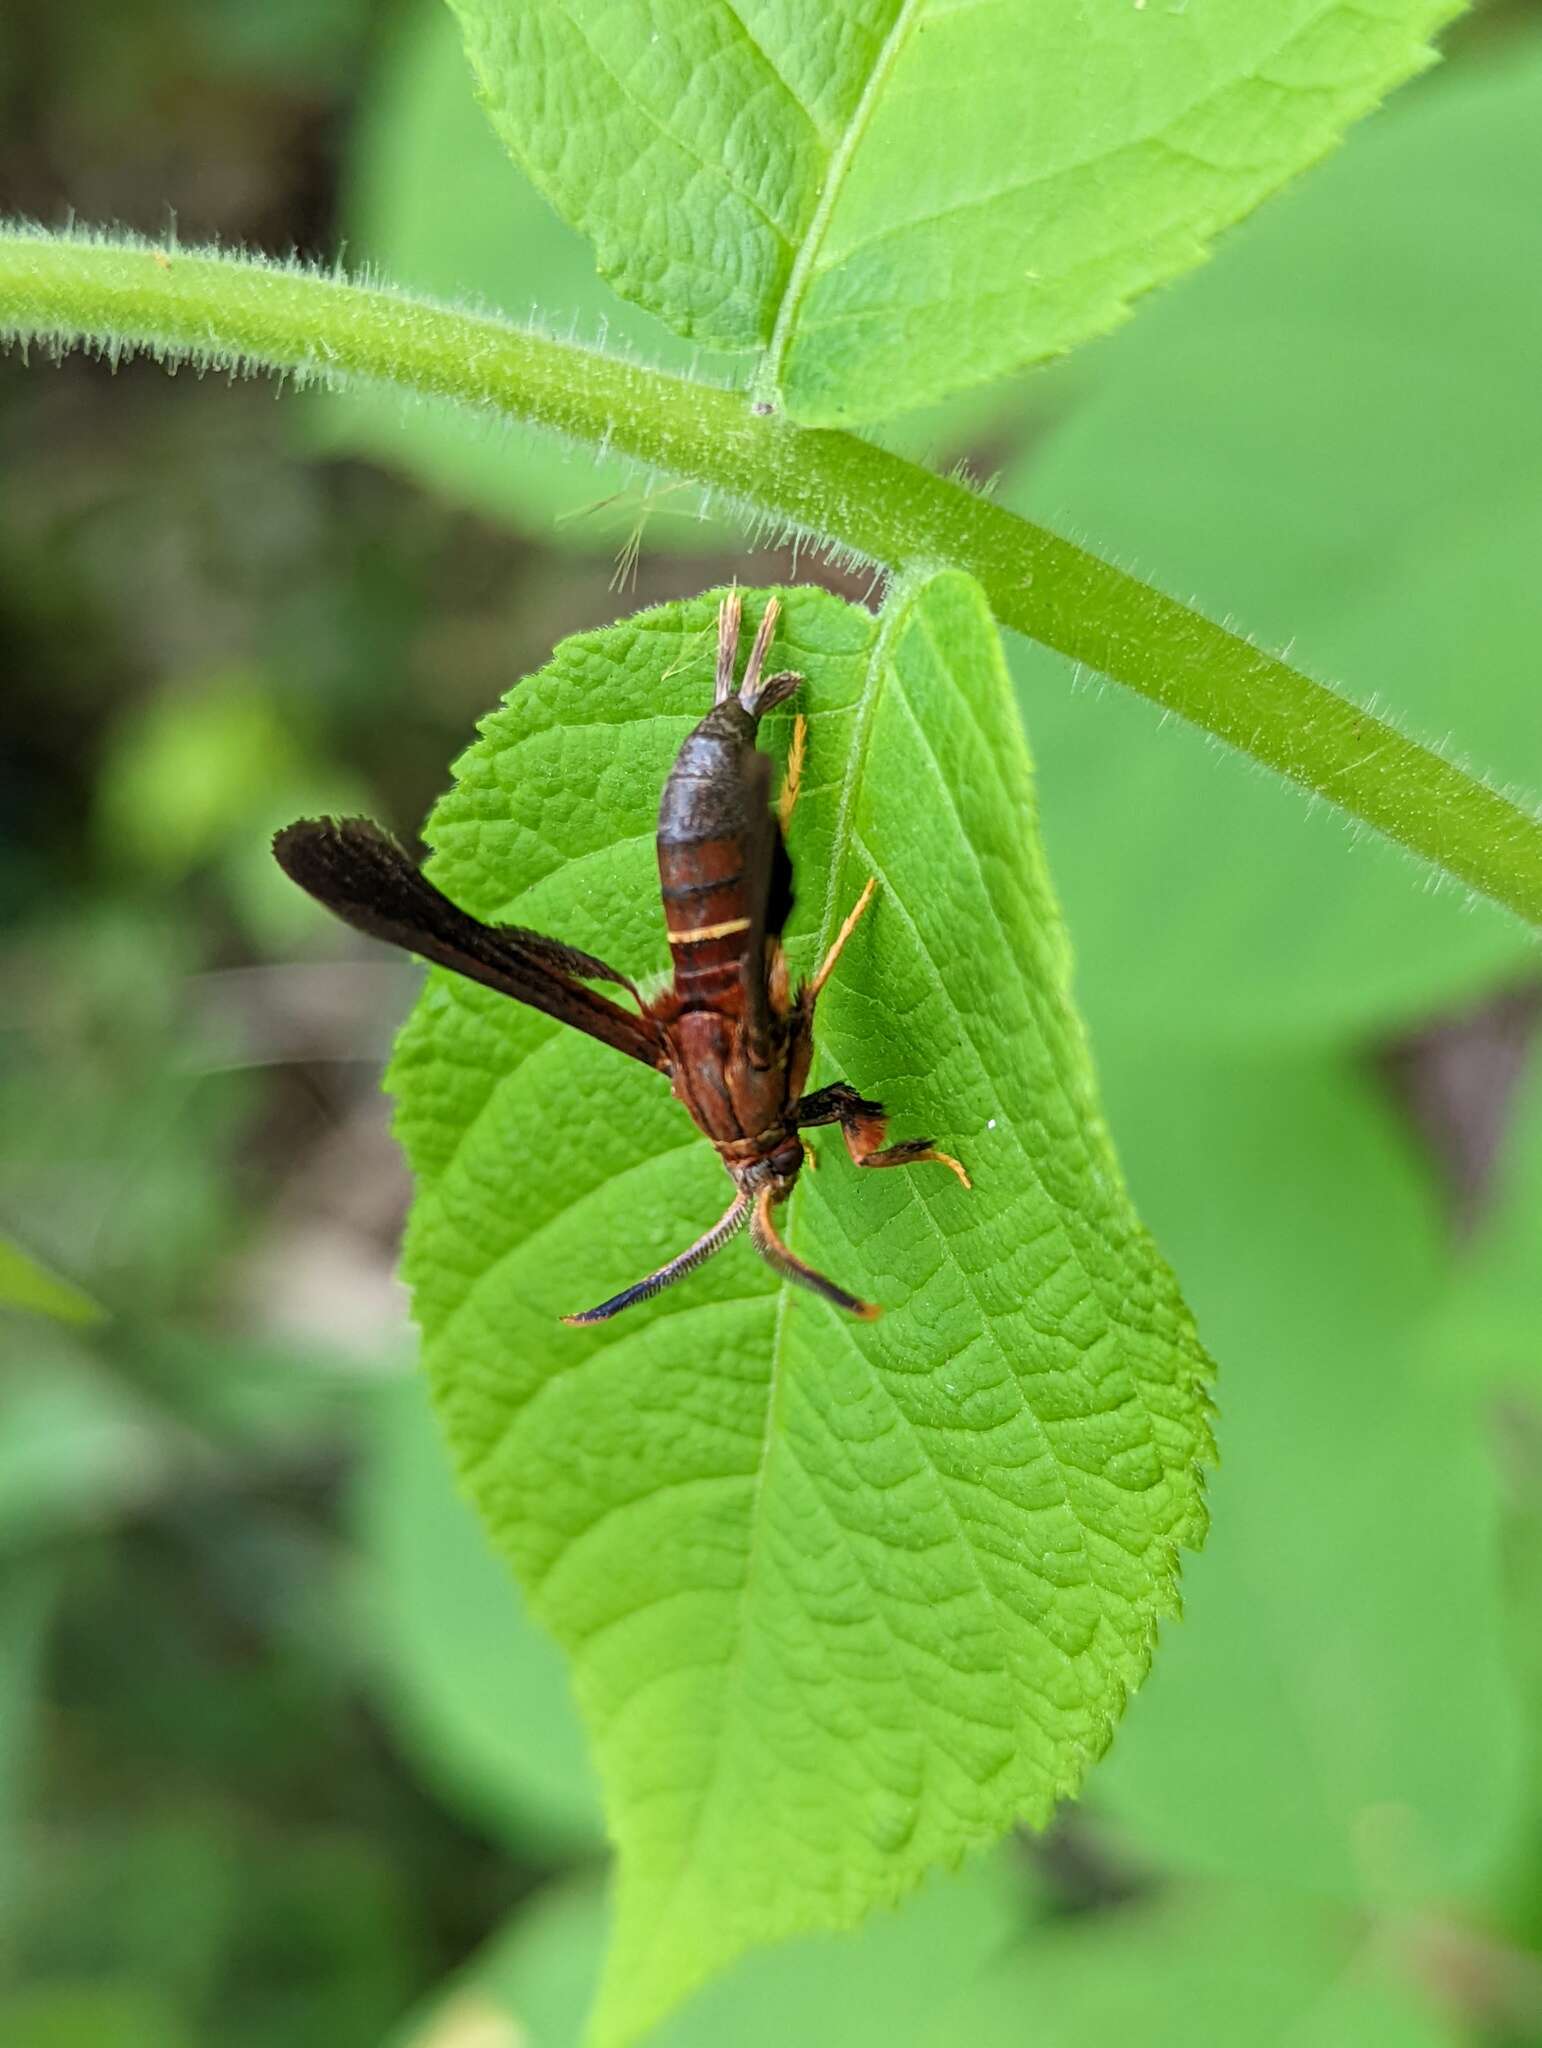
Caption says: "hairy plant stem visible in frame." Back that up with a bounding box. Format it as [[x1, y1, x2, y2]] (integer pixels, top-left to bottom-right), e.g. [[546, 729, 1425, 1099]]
[[3, 226, 1539, 927]]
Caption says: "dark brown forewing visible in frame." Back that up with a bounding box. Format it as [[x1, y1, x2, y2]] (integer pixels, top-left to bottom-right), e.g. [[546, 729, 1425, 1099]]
[[273, 817, 665, 1070], [738, 748, 794, 1067]]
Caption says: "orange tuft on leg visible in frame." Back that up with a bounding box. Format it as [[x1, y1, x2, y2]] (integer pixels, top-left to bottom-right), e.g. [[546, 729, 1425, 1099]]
[[809, 876, 877, 998], [777, 713, 807, 830]]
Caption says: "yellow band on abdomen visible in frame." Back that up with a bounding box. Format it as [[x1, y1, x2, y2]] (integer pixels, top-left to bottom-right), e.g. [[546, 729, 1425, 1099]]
[[668, 916, 753, 944]]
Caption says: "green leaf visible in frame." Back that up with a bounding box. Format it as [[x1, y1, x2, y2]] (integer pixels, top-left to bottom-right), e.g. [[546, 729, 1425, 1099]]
[[351, 1373, 603, 1854], [1086, 1051, 1523, 1901], [0, 1235, 104, 1327], [388, 575, 1214, 2044], [1006, 46, 1542, 1048], [446, 0, 1461, 425]]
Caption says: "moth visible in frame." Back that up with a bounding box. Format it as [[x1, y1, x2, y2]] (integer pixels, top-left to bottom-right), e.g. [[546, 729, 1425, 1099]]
[[273, 593, 969, 1324]]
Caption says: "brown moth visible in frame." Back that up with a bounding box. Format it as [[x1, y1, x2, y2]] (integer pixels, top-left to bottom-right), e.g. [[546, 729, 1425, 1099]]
[[273, 595, 968, 1323]]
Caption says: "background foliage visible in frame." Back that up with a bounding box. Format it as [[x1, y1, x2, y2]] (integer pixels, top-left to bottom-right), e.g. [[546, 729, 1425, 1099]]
[[2, 1, 1541, 2045]]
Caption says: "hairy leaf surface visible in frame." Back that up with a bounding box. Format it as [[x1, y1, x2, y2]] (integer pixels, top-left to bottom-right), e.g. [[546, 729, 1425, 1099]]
[[446, 0, 1462, 423], [389, 575, 1214, 2043]]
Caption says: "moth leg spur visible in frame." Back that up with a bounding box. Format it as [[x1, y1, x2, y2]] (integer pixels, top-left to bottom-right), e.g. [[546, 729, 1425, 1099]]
[[793, 1082, 972, 1189]]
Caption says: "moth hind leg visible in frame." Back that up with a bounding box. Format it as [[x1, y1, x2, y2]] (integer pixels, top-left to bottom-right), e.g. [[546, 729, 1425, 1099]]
[[748, 1186, 878, 1319], [792, 1081, 972, 1189]]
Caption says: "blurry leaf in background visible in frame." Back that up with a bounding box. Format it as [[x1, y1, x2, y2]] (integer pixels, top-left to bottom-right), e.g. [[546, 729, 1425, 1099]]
[[214, 1828, 426, 2048], [0, 1982, 195, 2048], [95, 670, 306, 877], [1445, 1052, 1542, 1982], [0, 1332, 182, 1550], [20, 1809, 241, 2025], [445, 0, 1460, 425], [1427, 1048, 1542, 1402], [93, 666, 372, 949], [314, 0, 739, 550], [398, 1861, 1462, 2048], [194, 0, 376, 84], [388, 578, 1214, 2043], [1006, 45, 1542, 1052], [0, 1237, 104, 1327], [393, 1850, 1036, 2048], [0, 906, 251, 1313], [1085, 1051, 1522, 1906], [1488, 1401, 1542, 1993], [0, 1565, 61, 1932], [925, 1881, 1460, 2048], [16, 1801, 423, 2048], [352, 1372, 603, 1857]]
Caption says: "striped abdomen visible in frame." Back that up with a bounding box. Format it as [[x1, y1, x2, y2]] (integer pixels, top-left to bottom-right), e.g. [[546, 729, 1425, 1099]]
[[656, 702, 764, 999]]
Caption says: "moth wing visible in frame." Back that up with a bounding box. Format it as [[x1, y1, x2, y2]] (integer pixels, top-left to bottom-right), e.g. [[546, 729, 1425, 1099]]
[[273, 817, 665, 1071]]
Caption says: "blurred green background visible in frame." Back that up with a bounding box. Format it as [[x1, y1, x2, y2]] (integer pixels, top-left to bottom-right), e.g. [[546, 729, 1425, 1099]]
[[2, 2, 1540, 2043]]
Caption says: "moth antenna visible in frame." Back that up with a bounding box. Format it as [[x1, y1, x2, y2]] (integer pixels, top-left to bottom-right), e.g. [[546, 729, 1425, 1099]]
[[737, 596, 779, 706], [563, 1190, 751, 1325], [748, 1186, 879, 1319], [738, 597, 801, 720], [713, 588, 743, 706]]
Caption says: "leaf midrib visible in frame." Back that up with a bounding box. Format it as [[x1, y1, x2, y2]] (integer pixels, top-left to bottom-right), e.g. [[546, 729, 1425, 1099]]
[[750, 0, 925, 407], [749, 0, 1419, 384], [639, 598, 911, 1940]]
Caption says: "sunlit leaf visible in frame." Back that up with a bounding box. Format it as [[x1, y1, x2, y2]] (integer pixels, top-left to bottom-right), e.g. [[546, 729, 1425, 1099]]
[[446, 0, 1461, 423], [388, 575, 1214, 2043]]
